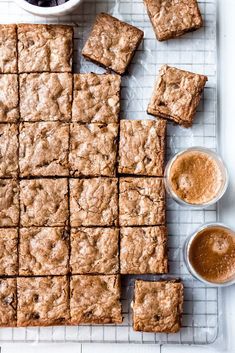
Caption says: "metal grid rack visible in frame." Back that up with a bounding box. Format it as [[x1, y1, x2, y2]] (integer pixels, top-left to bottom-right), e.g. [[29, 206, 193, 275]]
[[0, 0, 219, 345]]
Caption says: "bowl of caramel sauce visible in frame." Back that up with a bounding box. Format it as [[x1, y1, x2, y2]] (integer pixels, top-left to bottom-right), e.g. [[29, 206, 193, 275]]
[[165, 147, 228, 208], [184, 223, 235, 286]]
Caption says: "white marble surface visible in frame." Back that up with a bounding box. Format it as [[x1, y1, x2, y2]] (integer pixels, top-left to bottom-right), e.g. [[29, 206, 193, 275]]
[[1, 0, 235, 352], [217, 1, 235, 352]]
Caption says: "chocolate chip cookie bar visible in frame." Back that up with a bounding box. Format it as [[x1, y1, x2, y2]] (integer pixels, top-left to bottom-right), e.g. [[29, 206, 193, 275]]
[[147, 65, 208, 127], [118, 119, 166, 176], [72, 73, 121, 123], [18, 24, 73, 73], [119, 177, 165, 226], [120, 226, 168, 274], [0, 278, 17, 327], [19, 73, 72, 122], [0, 24, 17, 73], [20, 179, 68, 227], [69, 123, 118, 177], [0, 228, 18, 276], [19, 227, 69, 276], [82, 13, 144, 75], [132, 279, 184, 332], [70, 227, 119, 274], [0, 124, 18, 178], [144, 0, 203, 41], [70, 275, 122, 324], [0, 74, 19, 122], [0, 179, 19, 227], [70, 178, 118, 227], [19, 122, 69, 177], [17, 276, 69, 327]]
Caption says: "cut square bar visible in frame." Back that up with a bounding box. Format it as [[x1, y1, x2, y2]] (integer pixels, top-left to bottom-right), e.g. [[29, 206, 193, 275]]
[[19, 73, 72, 122], [118, 119, 166, 176], [72, 73, 121, 123], [119, 177, 165, 226], [82, 13, 144, 75], [70, 178, 118, 227], [0, 278, 17, 327], [147, 65, 208, 127], [18, 24, 73, 73], [0, 228, 18, 276], [0, 74, 19, 122], [19, 227, 69, 276], [0, 124, 18, 178], [69, 123, 118, 177], [0, 179, 19, 227], [17, 276, 69, 327], [70, 275, 122, 324], [0, 24, 17, 73], [132, 279, 184, 333], [20, 179, 68, 227], [144, 0, 203, 41], [19, 122, 69, 177], [120, 226, 168, 274], [70, 227, 119, 274]]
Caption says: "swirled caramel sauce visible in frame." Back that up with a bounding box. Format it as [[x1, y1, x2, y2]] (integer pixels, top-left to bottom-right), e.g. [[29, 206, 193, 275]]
[[189, 226, 235, 283], [169, 150, 223, 204]]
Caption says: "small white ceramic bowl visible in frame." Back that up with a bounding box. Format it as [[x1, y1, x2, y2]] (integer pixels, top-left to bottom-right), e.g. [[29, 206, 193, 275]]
[[14, 0, 82, 17]]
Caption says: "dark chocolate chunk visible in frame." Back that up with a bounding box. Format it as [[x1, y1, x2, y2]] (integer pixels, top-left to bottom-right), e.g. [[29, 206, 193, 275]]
[[27, 0, 39, 5], [26, 0, 69, 6]]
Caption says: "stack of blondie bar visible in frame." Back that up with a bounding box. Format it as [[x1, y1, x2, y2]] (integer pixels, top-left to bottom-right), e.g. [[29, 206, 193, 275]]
[[0, 0, 206, 333]]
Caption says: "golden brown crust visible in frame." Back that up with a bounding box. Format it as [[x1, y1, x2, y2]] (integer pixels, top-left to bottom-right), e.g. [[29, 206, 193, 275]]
[[20, 179, 68, 227], [133, 280, 184, 333], [70, 178, 118, 227], [19, 122, 69, 177], [0, 74, 19, 122], [144, 0, 203, 41], [70, 227, 119, 274], [0, 278, 17, 327], [147, 65, 208, 127], [19, 227, 69, 276], [120, 226, 168, 274], [119, 177, 165, 226], [18, 24, 73, 73], [118, 119, 166, 176], [19, 73, 72, 122], [0, 24, 17, 73], [0, 124, 18, 177], [72, 73, 121, 123], [82, 13, 144, 75], [70, 275, 122, 324], [69, 123, 118, 177], [0, 179, 19, 227], [17, 276, 70, 327], [0, 228, 18, 276]]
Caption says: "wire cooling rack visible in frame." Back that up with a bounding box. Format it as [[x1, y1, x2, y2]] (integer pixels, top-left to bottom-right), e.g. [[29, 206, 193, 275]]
[[0, 0, 219, 345]]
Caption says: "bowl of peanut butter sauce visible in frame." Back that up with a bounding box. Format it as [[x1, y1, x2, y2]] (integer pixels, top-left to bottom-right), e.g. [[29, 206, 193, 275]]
[[184, 223, 235, 286], [164, 147, 228, 208]]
